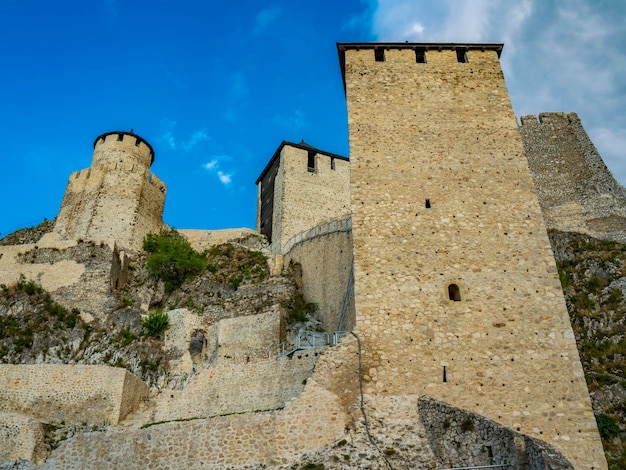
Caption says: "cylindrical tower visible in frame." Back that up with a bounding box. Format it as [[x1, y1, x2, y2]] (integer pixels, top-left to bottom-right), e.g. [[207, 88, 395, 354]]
[[92, 131, 155, 168], [54, 131, 166, 251]]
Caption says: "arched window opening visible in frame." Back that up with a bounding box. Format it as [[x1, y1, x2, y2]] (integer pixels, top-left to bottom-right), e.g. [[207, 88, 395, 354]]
[[448, 283, 462, 301]]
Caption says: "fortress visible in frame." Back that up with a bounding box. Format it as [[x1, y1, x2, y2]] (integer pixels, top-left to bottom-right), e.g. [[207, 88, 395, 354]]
[[1, 42, 625, 469]]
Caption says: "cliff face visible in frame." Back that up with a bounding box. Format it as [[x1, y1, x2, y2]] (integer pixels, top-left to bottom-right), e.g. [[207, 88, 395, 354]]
[[549, 230, 626, 468]]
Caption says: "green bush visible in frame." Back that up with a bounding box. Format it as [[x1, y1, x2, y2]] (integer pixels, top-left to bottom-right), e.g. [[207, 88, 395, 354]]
[[143, 230, 206, 293], [142, 310, 170, 337], [596, 413, 620, 439], [282, 292, 317, 323], [460, 417, 474, 432]]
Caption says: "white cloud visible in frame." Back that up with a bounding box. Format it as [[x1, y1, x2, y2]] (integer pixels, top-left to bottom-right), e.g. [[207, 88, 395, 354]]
[[203, 156, 234, 186], [159, 120, 210, 152], [217, 171, 232, 185], [254, 6, 281, 34], [183, 129, 210, 150]]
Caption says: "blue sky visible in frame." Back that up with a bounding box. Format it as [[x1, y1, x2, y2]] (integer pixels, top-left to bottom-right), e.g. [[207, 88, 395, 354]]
[[1, 0, 625, 237]]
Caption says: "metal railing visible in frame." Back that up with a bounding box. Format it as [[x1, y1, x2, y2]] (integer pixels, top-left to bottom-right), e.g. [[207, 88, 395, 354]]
[[277, 330, 350, 358]]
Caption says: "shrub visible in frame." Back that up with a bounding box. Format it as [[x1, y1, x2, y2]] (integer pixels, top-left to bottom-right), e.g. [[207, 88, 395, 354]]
[[460, 417, 474, 432], [143, 230, 206, 293], [142, 310, 170, 337], [596, 413, 620, 439], [282, 292, 317, 323]]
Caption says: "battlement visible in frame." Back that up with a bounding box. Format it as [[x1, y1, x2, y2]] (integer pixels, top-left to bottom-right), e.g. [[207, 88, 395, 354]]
[[92, 131, 155, 167], [520, 112, 580, 126]]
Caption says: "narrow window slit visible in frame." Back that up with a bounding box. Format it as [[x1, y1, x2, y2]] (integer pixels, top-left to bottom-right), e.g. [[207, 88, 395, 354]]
[[456, 48, 468, 63], [415, 48, 427, 63], [448, 284, 462, 301], [374, 48, 385, 62], [443, 366, 447, 383], [425, 199, 431, 208], [117, 134, 124, 142], [307, 151, 316, 172]]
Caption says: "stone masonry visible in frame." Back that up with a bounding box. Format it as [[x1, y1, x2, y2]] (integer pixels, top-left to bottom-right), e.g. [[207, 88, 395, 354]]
[[54, 131, 166, 252], [340, 43, 606, 468], [520, 112, 626, 242], [256, 141, 350, 253], [0, 365, 146, 426]]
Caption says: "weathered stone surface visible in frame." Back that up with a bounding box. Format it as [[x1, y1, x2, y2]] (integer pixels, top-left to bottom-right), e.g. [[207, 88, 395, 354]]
[[0, 413, 46, 465], [342, 44, 606, 469]]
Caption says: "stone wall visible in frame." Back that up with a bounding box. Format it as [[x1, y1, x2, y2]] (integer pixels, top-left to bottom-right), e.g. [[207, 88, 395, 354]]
[[418, 396, 574, 469], [54, 132, 166, 252], [0, 413, 46, 465], [0, 365, 146, 426], [284, 220, 355, 332], [40, 380, 347, 470], [341, 44, 606, 469], [0, 232, 122, 318], [257, 142, 351, 253], [152, 352, 319, 422], [520, 112, 626, 242]]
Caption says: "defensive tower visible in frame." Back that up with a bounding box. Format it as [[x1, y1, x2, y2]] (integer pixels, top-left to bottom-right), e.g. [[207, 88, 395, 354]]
[[256, 141, 350, 253], [339, 42, 606, 468], [54, 131, 166, 251], [520, 112, 626, 241]]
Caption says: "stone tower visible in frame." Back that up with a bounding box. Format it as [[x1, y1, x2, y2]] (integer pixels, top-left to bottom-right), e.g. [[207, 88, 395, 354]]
[[520, 112, 626, 242], [256, 141, 350, 253], [54, 131, 167, 251], [339, 43, 606, 468]]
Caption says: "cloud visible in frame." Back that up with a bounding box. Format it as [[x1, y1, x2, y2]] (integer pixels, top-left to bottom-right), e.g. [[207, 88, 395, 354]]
[[273, 108, 305, 131], [158, 120, 210, 152], [203, 156, 233, 186], [254, 6, 281, 34]]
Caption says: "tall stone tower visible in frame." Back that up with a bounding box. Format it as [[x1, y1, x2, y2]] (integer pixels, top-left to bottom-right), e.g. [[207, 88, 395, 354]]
[[54, 131, 166, 251], [521, 112, 626, 241], [339, 43, 606, 468], [256, 141, 350, 253]]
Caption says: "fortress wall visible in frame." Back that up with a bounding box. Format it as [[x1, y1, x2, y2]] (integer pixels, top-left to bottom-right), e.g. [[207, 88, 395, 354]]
[[0, 365, 146, 426], [178, 228, 259, 252], [41, 380, 347, 470], [152, 352, 319, 422], [343, 46, 605, 468], [284, 227, 354, 332], [92, 132, 153, 168], [0, 412, 46, 464], [213, 311, 281, 362], [273, 145, 350, 253], [520, 112, 626, 241], [131, 172, 166, 249]]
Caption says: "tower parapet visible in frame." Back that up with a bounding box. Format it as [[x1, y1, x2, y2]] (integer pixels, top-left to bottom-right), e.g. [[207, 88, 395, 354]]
[[54, 131, 166, 252]]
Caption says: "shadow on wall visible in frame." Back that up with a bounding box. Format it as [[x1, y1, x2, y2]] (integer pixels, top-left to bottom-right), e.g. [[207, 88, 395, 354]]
[[418, 396, 574, 469]]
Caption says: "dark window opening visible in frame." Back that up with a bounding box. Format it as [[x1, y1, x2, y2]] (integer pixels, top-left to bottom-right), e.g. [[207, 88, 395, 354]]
[[117, 134, 124, 142], [448, 284, 462, 301], [331, 157, 336, 170], [374, 48, 385, 62], [189, 331, 206, 358], [443, 366, 447, 383], [425, 199, 431, 208], [135, 138, 141, 147], [456, 48, 468, 63], [486, 446, 493, 459], [415, 48, 427, 63], [307, 151, 316, 172]]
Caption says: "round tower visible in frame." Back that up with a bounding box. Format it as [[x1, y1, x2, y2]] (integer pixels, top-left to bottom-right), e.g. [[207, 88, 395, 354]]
[[92, 131, 155, 168]]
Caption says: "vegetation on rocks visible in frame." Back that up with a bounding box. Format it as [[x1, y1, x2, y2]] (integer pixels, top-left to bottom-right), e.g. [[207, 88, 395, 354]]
[[0, 218, 55, 246], [550, 230, 626, 469]]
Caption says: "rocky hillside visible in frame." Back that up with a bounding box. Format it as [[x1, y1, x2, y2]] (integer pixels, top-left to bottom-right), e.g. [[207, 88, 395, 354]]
[[549, 230, 626, 469]]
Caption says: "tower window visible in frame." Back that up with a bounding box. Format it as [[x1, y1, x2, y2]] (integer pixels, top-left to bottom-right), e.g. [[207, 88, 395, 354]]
[[374, 48, 385, 62], [415, 48, 427, 63], [456, 48, 468, 63], [307, 150, 316, 172], [331, 157, 336, 170], [448, 284, 462, 301], [425, 199, 431, 208], [443, 366, 447, 382], [117, 134, 124, 142], [135, 138, 141, 147]]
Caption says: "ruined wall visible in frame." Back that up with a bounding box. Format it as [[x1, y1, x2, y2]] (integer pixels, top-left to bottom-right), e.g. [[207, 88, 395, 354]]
[[342, 44, 606, 469], [0, 365, 146, 426], [40, 380, 347, 470], [284, 219, 354, 332], [54, 132, 166, 252], [0, 412, 46, 465], [257, 143, 350, 253], [520, 112, 626, 241], [152, 352, 319, 422]]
